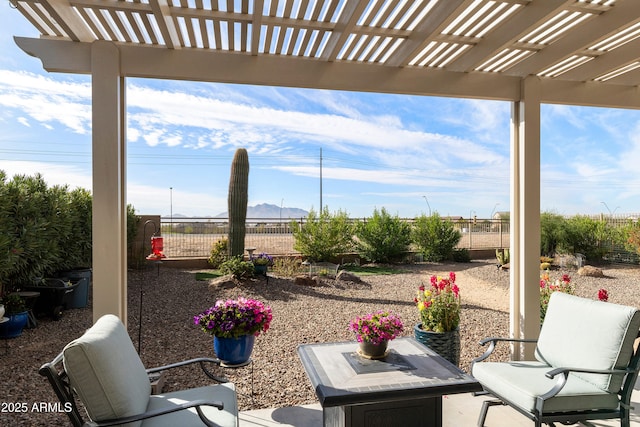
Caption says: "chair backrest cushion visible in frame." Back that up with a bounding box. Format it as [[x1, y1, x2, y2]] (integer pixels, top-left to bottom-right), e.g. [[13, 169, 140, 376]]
[[63, 314, 151, 427], [536, 292, 640, 392]]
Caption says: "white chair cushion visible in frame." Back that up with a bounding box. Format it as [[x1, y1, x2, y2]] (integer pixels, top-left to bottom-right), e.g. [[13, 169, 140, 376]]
[[63, 314, 151, 427], [472, 361, 620, 414], [535, 292, 640, 392], [144, 383, 238, 427]]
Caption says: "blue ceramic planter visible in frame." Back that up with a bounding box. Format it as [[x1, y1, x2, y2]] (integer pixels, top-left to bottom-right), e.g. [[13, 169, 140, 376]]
[[1, 312, 29, 338], [213, 334, 256, 366], [253, 264, 268, 276]]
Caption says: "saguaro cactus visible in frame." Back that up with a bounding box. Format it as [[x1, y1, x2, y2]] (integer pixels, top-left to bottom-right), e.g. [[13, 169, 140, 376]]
[[227, 148, 249, 258]]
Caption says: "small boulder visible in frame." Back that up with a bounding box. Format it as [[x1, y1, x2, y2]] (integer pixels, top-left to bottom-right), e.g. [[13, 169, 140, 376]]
[[294, 275, 319, 286], [578, 265, 604, 277], [336, 270, 363, 283], [208, 274, 237, 289]]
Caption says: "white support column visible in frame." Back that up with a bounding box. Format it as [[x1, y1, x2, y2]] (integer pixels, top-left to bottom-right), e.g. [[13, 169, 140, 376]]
[[510, 76, 541, 360], [91, 41, 127, 325]]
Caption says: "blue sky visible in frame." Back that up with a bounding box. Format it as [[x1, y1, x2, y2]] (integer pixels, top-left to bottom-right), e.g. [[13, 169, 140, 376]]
[[1, 3, 640, 219]]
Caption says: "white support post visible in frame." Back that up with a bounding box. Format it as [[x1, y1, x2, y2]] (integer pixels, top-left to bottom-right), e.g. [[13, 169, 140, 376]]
[[510, 76, 541, 360], [91, 41, 128, 325]]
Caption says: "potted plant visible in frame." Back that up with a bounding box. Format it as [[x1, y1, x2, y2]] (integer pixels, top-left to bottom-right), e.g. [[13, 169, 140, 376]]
[[348, 310, 404, 359], [414, 272, 461, 366], [250, 252, 273, 276], [0, 293, 28, 338], [194, 297, 272, 366]]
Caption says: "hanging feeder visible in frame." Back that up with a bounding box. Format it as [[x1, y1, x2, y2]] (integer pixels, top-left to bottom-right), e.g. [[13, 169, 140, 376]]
[[146, 234, 166, 260]]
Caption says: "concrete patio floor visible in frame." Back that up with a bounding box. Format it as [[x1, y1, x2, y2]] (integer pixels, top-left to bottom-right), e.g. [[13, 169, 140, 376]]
[[238, 380, 640, 426]]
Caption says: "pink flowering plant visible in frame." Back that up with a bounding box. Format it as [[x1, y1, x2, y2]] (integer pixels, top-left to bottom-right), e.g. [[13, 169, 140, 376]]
[[415, 272, 461, 333], [540, 272, 574, 323], [348, 310, 404, 345], [194, 297, 273, 339]]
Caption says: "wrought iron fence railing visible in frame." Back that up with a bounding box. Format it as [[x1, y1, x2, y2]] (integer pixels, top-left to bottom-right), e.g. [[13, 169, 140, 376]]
[[159, 217, 510, 258]]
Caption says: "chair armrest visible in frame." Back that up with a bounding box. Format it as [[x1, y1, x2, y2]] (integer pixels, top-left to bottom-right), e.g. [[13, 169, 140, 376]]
[[146, 357, 227, 383], [546, 366, 631, 380], [472, 337, 538, 365], [83, 399, 225, 427], [538, 366, 631, 402]]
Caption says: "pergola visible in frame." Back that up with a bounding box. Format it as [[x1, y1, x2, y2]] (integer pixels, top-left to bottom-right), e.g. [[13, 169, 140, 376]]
[[10, 0, 640, 359]]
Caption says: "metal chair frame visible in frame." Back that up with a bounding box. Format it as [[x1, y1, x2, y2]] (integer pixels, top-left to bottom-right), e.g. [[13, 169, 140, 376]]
[[39, 354, 230, 427], [471, 335, 640, 427]]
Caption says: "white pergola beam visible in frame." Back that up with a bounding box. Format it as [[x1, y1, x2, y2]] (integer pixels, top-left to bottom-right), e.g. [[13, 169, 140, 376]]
[[14, 36, 640, 110], [447, 0, 570, 73], [91, 41, 127, 325], [385, 0, 469, 67], [510, 76, 541, 360], [560, 38, 640, 82], [506, 0, 640, 77], [320, 0, 370, 62]]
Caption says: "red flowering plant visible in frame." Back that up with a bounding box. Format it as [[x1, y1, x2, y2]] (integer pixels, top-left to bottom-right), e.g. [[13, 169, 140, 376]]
[[415, 272, 461, 333], [348, 311, 404, 345], [598, 288, 609, 302], [540, 272, 574, 323], [194, 297, 273, 339]]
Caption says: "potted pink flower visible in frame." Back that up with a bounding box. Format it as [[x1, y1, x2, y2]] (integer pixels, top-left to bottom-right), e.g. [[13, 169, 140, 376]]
[[349, 310, 404, 359]]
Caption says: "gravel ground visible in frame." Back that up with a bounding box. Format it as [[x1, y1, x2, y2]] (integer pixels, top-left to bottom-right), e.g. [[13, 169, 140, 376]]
[[2, 259, 639, 426]]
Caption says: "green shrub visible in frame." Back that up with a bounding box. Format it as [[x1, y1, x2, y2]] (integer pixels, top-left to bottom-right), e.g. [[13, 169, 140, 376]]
[[0, 171, 140, 290], [290, 207, 353, 262], [60, 188, 93, 269], [623, 220, 640, 256], [452, 248, 471, 263], [219, 256, 254, 279], [0, 173, 69, 289], [560, 215, 612, 262], [208, 238, 229, 268], [411, 213, 461, 262], [354, 207, 411, 263], [540, 211, 565, 257]]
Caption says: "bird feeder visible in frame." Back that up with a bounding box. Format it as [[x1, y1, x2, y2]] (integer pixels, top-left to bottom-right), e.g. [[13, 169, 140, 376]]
[[147, 235, 166, 260]]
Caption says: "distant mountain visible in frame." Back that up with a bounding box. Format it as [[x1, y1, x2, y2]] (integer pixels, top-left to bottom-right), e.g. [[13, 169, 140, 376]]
[[161, 204, 308, 219], [214, 203, 309, 219]]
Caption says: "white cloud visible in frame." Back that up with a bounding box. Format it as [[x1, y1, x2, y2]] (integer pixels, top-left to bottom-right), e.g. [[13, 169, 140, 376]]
[[0, 70, 505, 174], [0, 160, 92, 190], [0, 70, 91, 134]]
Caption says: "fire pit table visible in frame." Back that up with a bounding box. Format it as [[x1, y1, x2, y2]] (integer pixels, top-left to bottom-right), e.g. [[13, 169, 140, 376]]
[[297, 337, 481, 427]]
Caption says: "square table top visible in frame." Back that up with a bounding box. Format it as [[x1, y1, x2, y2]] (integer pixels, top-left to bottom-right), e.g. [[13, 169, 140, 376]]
[[297, 337, 481, 407]]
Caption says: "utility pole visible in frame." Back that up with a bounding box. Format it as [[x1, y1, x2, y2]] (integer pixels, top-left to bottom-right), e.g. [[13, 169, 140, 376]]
[[320, 147, 323, 211]]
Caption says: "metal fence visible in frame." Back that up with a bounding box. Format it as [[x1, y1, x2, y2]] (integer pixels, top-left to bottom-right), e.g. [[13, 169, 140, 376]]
[[159, 217, 510, 258]]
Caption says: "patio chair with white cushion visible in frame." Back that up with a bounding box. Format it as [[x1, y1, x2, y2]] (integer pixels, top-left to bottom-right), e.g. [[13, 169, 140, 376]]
[[471, 292, 640, 427], [39, 314, 238, 427]]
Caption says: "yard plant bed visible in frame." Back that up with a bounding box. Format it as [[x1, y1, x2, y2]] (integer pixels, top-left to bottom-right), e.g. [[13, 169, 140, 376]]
[[2, 260, 639, 426]]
